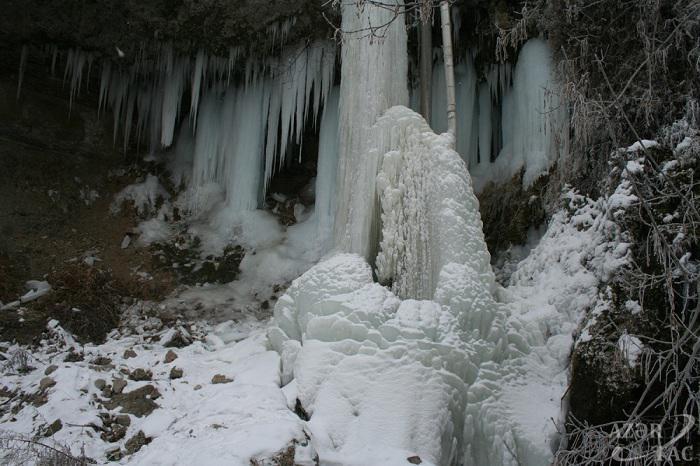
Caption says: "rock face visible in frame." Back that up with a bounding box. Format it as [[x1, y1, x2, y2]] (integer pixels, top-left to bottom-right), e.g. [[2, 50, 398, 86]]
[[1, 0, 329, 58]]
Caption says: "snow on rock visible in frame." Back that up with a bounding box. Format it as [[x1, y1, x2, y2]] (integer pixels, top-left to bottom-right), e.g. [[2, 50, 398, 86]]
[[135, 218, 174, 246], [20, 280, 52, 303], [617, 333, 643, 368], [111, 175, 170, 216], [626, 139, 658, 152]]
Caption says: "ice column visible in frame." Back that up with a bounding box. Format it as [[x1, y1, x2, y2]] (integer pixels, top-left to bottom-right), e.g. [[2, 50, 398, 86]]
[[333, 0, 409, 260], [315, 87, 340, 248]]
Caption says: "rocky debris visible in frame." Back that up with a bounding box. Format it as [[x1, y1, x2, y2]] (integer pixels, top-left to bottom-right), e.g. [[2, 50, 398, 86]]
[[163, 349, 177, 363], [112, 378, 127, 394], [123, 349, 137, 359], [193, 384, 202, 390], [252, 445, 296, 466], [106, 447, 122, 461], [42, 419, 63, 437], [100, 423, 127, 443], [64, 350, 84, 362], [151, 235, 243, 287], [114, 414, 131, 427], [90, 357, 115, 371], [129, 368, 152, 381], [169, 367, 183, 379], [211, 374, 233, 384], [407, 456, 422, 464], [39, 377, 56, 391], [91, 356, 112, 366], [162, 328, 192, 348], [103, 385, 160, 417], [98, 412, 130, 442], [44, 364, 58, 375], [29, 391, 48, 407], [125, 430, 151, 455], [94, 379, 107, 390]]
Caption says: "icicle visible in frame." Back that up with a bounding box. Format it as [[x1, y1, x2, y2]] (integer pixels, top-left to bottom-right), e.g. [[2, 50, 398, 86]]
[[188, 81, 267, 215], [123, 91, 136, 153], [333, 0, 409, 259], [161, 56, 185, 148], [263, 79, 282, 194], [470, 38, 567, 191], [63, 49, 73, 86], [50, 46, 58, 76], [315, 87, 340, 248], [16, 45, 28, 100], [189, 93, 224, 214], [430, 61, 447, 133], [477, 82, 492, 165], [190, 50, 206, 131], [223, 83, 266, 211], [455, 58, 478, 168], [86, 54, 94, 92], [67, 50, 87, 114]]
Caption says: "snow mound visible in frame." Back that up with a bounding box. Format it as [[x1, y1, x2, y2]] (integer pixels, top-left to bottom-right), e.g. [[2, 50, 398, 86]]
[[269, 254, 475, 465]]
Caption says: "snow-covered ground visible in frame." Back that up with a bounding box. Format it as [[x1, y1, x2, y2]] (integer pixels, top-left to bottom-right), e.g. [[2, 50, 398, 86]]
[[0, 309, 309, 465]]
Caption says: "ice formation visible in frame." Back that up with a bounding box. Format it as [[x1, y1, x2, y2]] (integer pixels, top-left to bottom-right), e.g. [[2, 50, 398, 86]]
[[470, 39, 567, 189], [375, 107, 493, 299], [88, 40, 336, 192], [426, 39, 567, 191], [269, 137, 630, 465], [333, 0, 409, 259], [314, 87, 340, 248], [40, 10, 584, 465], [269, 107, 507, 464]]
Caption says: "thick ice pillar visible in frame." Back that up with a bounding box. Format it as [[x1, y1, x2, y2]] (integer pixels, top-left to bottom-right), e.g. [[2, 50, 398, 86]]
[[333, 0, 409, 260]]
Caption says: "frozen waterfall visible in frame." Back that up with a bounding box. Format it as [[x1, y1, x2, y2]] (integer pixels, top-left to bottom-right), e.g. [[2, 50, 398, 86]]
[[269, 106, 506, 465], [46, 11, 575, 465], [333, 0, 409, 260], [422, 39, 567, 191]]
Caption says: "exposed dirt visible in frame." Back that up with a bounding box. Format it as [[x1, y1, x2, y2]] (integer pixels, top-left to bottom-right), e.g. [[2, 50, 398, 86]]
[[0, 74, 177, 345]]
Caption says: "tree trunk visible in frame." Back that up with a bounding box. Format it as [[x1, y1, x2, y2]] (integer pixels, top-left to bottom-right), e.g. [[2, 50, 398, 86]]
[[419, 18, 432, 123], [439, 1, 457, 142]]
